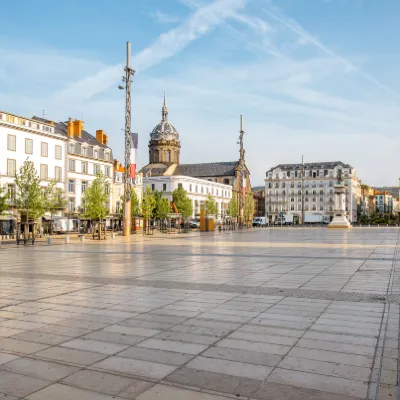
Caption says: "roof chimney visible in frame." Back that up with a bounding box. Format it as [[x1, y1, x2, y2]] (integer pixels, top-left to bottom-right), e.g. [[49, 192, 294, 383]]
[[96, 130, 108, 145]]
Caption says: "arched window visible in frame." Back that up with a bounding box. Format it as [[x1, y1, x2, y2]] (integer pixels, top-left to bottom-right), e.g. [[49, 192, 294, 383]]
[[223, 178, 229, 185], [166, 150, 171, 162], [154, 150, 159, 162]]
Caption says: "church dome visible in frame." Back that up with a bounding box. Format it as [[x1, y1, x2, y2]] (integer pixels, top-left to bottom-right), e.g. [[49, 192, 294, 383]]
[[150, 92, 180, 141]]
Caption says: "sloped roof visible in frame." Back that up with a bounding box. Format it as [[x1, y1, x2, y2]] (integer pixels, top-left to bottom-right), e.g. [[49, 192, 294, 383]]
[[140, 163, 169, 177], [174, 161, 239, 177], [267, 161, 352, 172], [32, 116, 111, 151]]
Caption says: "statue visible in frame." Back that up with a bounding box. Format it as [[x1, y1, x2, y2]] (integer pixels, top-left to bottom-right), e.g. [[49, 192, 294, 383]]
[[337, 169, 343, 185]]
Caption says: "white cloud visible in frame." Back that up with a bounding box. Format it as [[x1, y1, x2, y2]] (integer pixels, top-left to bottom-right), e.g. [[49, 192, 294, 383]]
[[151, 10, 180, 24]]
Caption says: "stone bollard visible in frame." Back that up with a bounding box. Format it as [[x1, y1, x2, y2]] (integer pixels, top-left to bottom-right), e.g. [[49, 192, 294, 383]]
[[47, 238, 52, 245], [111, 232, 115, 240], [65, 235, 70, 244], [80, 235, 85, 242], [369, 224, 370, 228]]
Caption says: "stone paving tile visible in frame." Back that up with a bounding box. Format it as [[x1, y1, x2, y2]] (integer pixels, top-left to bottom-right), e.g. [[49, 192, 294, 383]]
[[61, 369, 153, 398], [217, 338, 291, 356], [1, 357, 79, 381], [25, 383, 127, 400], [93, 356, 178, 379], [187, 355, 273, 380], [118, 346, 195, 366], [278, 356, 371, 381], [252, 381, 364, 400], [202, 346, 282, 367], [103, 325, 161, 337], [165, 367, 261, 397], [0, 370, 50, 397], [267, 368, 368, 398], [35, 346, 107, 365], [0, 338, 49, 355], [60, 338, 129, 355], [10, 331, 70, 345], [82, 331, 147, 346], [138, 338, 209, 355], [155, 331, 220, 345], [137, 384, 233, 399], [296, 338, 376, 356], [0, 352, 20, 365]]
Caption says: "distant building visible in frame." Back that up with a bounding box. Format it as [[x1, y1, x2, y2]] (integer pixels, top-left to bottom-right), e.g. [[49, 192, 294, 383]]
[[375, 191, 393, 214], [265, 161, 360, 223], [359, 185, 376, 217], [252, 187, 265, 217], [140, 93, 251, 217]]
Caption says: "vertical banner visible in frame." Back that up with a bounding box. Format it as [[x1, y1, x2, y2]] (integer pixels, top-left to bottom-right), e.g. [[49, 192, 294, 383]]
[[130, 133, 138, 179]]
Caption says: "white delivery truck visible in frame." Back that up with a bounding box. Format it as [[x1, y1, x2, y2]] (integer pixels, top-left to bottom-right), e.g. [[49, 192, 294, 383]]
[[53, 218, 79, 233], [253, 217, 268, 227], [304, 214, 330, 224]]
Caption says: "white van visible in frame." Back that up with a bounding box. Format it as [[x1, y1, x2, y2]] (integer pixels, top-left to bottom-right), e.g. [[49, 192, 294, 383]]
[[253, 217, 268, 227]]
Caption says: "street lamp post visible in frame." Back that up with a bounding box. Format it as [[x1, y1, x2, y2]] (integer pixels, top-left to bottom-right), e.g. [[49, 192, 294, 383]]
[[121, 42, 135, 236]]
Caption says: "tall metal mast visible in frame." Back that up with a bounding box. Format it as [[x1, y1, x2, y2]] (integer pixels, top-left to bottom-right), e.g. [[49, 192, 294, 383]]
[[123, 42, 135, 236], [301, 155, 305, 225], [238, 115, 245, 227]]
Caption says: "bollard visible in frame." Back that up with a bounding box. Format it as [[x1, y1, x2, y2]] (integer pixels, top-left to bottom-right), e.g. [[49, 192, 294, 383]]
[[111, 232, 115, 239], [47, 238, 52, 245], [65, 235, 70, 244], [80, 235, 85, 242], [369, 224, 370, 228]]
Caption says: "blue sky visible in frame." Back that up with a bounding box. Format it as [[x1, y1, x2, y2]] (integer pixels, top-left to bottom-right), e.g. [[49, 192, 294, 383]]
[[1, 0, 400, 186]]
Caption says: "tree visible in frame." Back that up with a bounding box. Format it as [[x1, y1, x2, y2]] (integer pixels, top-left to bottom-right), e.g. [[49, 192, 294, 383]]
[[84, 172, 110, 221], [0, 187, 8, 215], [152, 190, 170, 220], [44, 179, 67, 234], [226, 195, 239, 218], [14, 159, 45, 222], [172, 187, 192, 218], [142, 186, 156, 233], [120, 190, 141, 217], [244, 193, 255, 224], [205, 194, 218, 216]]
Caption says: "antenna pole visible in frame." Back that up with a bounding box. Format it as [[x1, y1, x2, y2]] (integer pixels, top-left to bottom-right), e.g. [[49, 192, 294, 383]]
[[123, 42, 135, 236]]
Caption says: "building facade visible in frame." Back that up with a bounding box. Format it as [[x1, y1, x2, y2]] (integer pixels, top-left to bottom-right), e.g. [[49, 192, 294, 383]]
[[0, 111, 67, 210], [375, 191, 393, 214], [142, 175, 232, 218], [252, 187, 265, 217], [359, 186, 376, 217], [140, 94, 251, 215], [265, 161, 360, 223]]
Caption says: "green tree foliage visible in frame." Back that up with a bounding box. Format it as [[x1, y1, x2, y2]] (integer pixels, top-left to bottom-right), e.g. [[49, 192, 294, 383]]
[[84, 172, 110, 221], [14, 159, 44, 221], [142, 186, 156, 220], [172, 187, 192, 218], [226, 195, 239, 218], [205, 194, 218, 216], [244, 193, 255, 223], [120, 190, 141, 217], [0, 187, 8, 215], [153, 190, 170, 220], [44, 179, 67, 234]]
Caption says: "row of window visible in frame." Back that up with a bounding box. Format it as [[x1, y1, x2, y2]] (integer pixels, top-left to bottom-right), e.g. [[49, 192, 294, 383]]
[[149, 182, 231, 197], [269, 205, 333, 212], [268, 181, 336, 189], [1, 114, 54, 133], [68, 142, 110, 161], [68, 159, 111, 177], [7, 135, 62, 159], [68, 179, 110, 195], [268, 169, 351, 179], [268, 189, 333, 196], [6, 159, 62, 180]]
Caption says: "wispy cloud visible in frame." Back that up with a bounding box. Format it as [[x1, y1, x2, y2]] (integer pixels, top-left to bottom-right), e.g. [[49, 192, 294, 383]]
[[51, 0, 247, 105], [262, 3, 400, 99], [150, 10, 180, 24]]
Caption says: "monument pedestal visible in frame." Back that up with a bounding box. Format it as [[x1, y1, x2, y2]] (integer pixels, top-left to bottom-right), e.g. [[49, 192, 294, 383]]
[[328, 184, 352, 229]]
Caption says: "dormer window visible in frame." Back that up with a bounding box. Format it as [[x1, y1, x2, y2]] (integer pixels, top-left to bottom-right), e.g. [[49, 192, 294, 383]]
[[94, 150, 99, 159], [82, 146, 87, 156], [69, 143, 74, 153], [105, 152, 110, 161]]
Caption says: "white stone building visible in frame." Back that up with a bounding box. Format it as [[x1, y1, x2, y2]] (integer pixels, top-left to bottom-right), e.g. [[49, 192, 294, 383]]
[[0, 111, 67, 209], [375, 192, 393, 214], [265, 161, 360, 223], [143, 175, 232, 218], [49, 118, 114, 214]]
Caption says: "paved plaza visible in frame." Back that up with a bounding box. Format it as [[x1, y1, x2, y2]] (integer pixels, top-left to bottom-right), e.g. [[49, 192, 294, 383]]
[[0, 228, 399, 399]]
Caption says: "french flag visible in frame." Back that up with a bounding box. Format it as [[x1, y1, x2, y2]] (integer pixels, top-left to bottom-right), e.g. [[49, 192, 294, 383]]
[[130, 133, 138, 179]]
